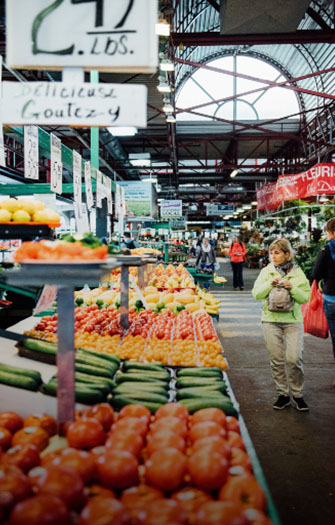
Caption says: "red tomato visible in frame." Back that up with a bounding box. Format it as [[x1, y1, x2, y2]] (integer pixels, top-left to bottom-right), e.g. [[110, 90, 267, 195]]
[[226, 416, 240, 433], [219, 474, 266, 511], [121, 484, 163, 514], [42, 448, 96, 483], [23, 415, 57, 437], [243, 508, 272, 525], [191, 408, 227, 428], [0, 425, 12, 449], [0, 464, 31, 509], [171, 487, 213, 519], [85, 404, 114, 431], [189, 421, 226, 442], [227, 431, 245, 450], [79, 496, 130, 525], [29, 465, 85, 510], [137, 498, 188, 525], [67, 418, 105, 449], [195, 501, 248, 525], [9, 494, 71, 525], [105, 430, 143, 458], [118, 404, 151, 422], [0, 411, 23, 433], [154, 403, 189, 421], [1, 444, 40, 472], [229, 447, 253, 471], [96, 449, 139, 490], [146, 431, 186, 456], [12, 426, 49, 452], [191, 435, 231, 459], [112, 417, 148, 438], [145, 448, 187, 492], [150, 417, 188, 438], [86, 484, 116, 499], [188, 449, 228, 491]]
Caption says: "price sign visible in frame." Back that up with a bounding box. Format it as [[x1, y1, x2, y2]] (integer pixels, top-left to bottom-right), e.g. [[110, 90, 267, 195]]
[[74, 202, 90, 234], [34, 285, 57, 315], [73, 150, 82, 205], [6, 0, 158, 73], [84, 161, 94, 209], [96, 171, 102, 208], [50, 133, 62, 194], [105, 177, 113, 215], [0, 56, 5, 168], [24, 126, 39, 179]]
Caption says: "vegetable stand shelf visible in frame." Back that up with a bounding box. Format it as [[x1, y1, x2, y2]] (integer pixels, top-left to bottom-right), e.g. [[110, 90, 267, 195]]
[[0, 223, 56, 240]]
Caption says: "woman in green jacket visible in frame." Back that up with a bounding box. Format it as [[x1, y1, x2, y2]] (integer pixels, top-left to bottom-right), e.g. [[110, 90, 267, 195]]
[[252, 239, 311, 411]]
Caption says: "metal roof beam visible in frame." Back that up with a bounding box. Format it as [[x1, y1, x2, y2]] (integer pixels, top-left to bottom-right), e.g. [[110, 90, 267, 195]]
[[206, 0, 220, 12], [171, 30, 335, 46], [306, 7, 332, 31]]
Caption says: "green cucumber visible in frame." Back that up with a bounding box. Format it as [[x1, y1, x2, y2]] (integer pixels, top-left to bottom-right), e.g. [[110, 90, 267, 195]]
[[43, 380, 105, 404], [123, 361, 164, 372], [176, 377, 226, 389], [75, 354, 118, 375], [113, 384, 168, 398], [177, 387, 227, 400], [111, 395, 164, 414], [120, 391, 168, 404], [179, 397, 237, 416], [115, 374, 169, 386], [74, 372, 115, 390], [23, 338, 57, 355], [74, 362, 115, 379], [0, 362, 42, 385], [177, 368, 222, 378], [0, 370, 39, 391], [122, 369, 170, 381], [76, 349, 120, 366]]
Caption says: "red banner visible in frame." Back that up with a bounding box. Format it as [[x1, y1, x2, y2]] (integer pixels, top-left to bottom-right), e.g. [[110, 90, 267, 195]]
[[257, 163, 335, 210]]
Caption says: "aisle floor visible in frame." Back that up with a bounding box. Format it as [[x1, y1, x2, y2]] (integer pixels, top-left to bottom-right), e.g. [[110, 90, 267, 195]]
[[213, 259, 335, 525]]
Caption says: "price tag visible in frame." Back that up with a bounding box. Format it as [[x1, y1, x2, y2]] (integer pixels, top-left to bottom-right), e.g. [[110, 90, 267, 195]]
[[50, 133, 62, 194], [103, 176, 113, 215], [34, 285, 57, 315], [24, 126, 39, 179], [84, 161, 94, 209], [73, 150, 82, 205], [96, 171, 103, 208], [74, 202, 90, 234]]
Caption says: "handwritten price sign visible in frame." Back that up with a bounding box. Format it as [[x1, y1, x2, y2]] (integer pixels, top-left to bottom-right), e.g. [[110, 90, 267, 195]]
[[24, 126, 39, 180], [50, 133, 62, 194], [6, 0, 157, 72]]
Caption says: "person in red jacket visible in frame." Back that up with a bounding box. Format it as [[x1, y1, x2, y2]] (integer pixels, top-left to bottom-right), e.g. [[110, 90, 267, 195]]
[[228, 235, 247, 290]]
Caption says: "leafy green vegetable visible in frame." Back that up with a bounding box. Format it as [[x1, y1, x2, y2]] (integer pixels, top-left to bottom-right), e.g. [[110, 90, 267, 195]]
[[60, 233, 76, 243], [80, 233, 103, 249], [75, 297, 84, 306]]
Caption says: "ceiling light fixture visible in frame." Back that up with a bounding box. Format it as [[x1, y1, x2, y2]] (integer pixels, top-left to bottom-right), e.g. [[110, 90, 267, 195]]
[[155, 19, 170, 36], [162, 103, 174, 113], [251, 201, 258, 206], [108, 126, 137, 136], [157, 82, 171, 93], [159, 59, 174, 72], [230, 169, 238, 178], [166, 114, 176, 123]]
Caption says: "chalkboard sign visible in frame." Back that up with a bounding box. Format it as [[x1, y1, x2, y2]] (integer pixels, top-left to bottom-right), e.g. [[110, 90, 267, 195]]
[[6, 0, 158, 73]]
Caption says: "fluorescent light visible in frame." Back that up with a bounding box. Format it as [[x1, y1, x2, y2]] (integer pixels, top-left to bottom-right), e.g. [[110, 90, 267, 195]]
[[108, 127, 137, 136], [251, 201, 258, 206], [157, 82, 171, 93], [160, 59, 174, 72], [155, 20, 170, 36], [162, 103, 174, 113], [166, 115, 176, 123], [230, 169, 238, 178], [129, 152, 151, 167]]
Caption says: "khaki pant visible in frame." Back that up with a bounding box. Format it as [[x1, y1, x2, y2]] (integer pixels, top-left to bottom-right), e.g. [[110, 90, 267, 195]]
[[262, 322, 304, 398]]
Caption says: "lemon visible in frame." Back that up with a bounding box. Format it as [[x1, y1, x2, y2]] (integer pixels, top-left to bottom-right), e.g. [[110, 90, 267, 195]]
[[34, 200, 45, 211], [17, 199, 37, 216], [44, 209, 60, 223], [33, 210, 49, 223], [0, 198, 20, 213], [12, 210, 31, 222], [0, 209, 12, 222]]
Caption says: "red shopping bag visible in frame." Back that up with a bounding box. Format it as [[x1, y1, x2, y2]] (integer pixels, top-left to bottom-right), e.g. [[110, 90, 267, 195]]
[[301, 280, 329, 338]]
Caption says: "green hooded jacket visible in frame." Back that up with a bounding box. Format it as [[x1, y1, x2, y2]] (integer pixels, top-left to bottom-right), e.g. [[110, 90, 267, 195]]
[[252, 263, 311, 323]]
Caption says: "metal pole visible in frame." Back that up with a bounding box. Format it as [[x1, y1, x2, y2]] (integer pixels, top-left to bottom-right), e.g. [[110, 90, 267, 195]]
[[120, 265, 129, 329], [57, 286, 75, 423]]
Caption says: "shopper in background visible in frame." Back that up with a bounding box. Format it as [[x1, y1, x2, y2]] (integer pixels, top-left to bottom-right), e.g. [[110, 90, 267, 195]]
[[252, 239, 311, 411], [312, 218, 335, 361], [228, 235, 247, 290], [121, 231, 139, 250], [196, 237, 216, 288]]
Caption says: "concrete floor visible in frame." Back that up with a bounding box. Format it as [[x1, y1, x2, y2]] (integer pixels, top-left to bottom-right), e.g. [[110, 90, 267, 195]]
[[214, 259, 335, 525]]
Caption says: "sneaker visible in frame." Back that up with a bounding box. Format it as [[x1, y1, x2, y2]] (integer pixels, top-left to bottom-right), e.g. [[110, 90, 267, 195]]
[[293, 397, 309, 411], [273, 395, 291, 410]]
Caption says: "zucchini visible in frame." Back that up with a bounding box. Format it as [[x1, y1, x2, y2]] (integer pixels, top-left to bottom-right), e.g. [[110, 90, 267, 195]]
[[179, 397, 237, 416], [111, 395, 164, 414], [76, 349, 120, 366], [74, 372, 115, 390], [42, 380, 105, 404], [74, 362, 115, 379], [120, 369, 170, 381], [0, 362, 42, 385], [23, 337, 57, 355], [123, 361, 164, 372], [115, 374, 169, 386], [177, 368, 222, 378], [120, 391, 168, 404], [0, 370, 40, 391], [176, 377, 226, 389], [177, 388, 227, 400], [75, 354, 118, 375], [113, 384, 168, 398]]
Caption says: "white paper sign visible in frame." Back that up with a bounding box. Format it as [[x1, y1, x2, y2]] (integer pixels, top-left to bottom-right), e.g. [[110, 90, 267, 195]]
[[2, 82, 147, 128], [73, 150, 82, 205], [121, 187, 127, 216], [24, 126, 39, 179], [50, 133, 62, 194], [104, 176, 113, 215], [74, 202, 90, 235], [96, 171, 103, 208], [6, 0, 158, 73], [161, 199, 183, 218], [84, 161, 94, 209], [0, 56, 5, 168], [34, 285, 57, 315]]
